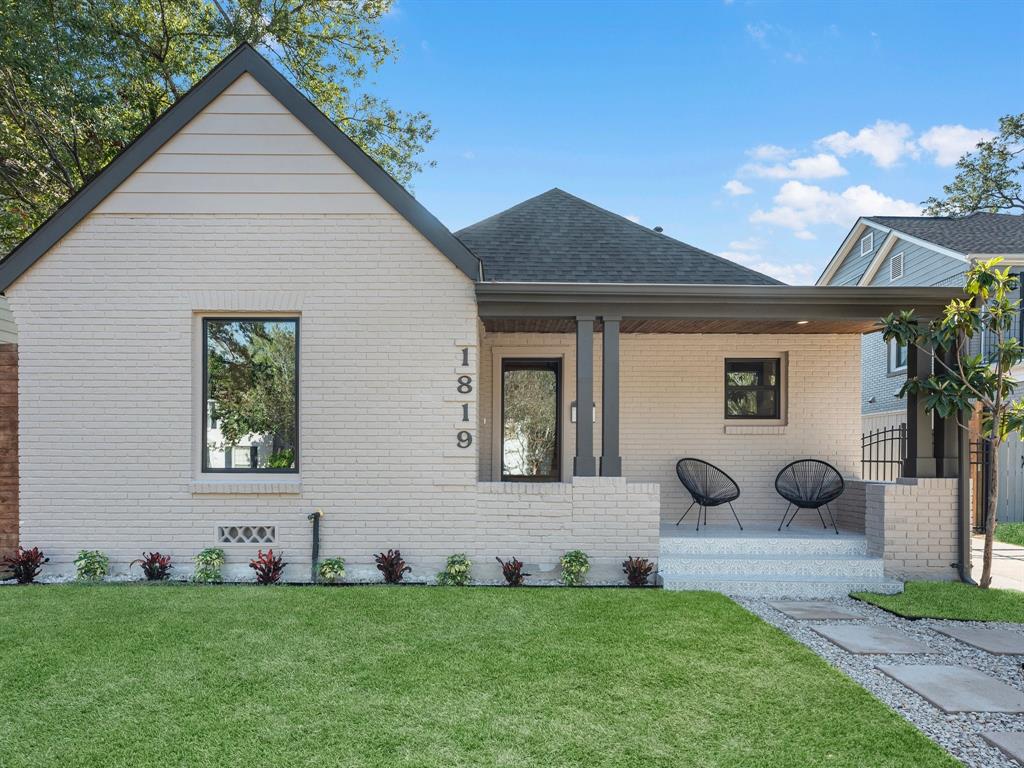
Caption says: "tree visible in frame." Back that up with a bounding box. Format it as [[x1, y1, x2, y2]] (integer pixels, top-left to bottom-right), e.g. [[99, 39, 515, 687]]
[[880, 258, 1024, 587], [502, 368, 558, 477], [0, 0, 434, 254], [924, 114, 1024, 215]]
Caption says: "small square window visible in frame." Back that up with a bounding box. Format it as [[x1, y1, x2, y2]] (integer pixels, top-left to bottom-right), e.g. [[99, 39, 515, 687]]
[[725, 358, 781, 419], [860, 231, 874, 256], [203, 317, 299, 473]]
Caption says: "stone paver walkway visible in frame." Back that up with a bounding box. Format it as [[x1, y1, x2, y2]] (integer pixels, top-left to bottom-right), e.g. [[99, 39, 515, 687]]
[[739, 595, 1024, 768]]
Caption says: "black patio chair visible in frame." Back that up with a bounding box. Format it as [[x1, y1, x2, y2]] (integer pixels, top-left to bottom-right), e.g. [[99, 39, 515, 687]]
[[675, 458, 743, 531], [775, 459, 844, 534]]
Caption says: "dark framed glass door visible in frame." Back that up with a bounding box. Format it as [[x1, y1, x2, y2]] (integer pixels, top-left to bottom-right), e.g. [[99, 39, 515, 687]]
[[501, 358, 561, 481]]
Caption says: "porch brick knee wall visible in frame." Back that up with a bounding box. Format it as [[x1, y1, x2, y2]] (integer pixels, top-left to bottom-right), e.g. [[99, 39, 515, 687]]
[[832, 479, 867, 533], [865, 478, 959, 580]]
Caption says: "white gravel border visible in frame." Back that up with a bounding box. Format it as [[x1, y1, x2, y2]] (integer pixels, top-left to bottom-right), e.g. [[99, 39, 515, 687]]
[[737, 596, 1024, 768]]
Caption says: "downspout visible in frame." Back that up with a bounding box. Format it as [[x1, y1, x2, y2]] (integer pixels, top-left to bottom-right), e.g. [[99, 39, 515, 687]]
[[307, 508, 323, 583], [957, 412, 976, 584]]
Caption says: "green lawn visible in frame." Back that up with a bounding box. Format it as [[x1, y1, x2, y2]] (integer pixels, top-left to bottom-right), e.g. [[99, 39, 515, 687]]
[[995, 522, 1024, 547], [0, 586, 956, 768], [853, 581, 1024, 623]]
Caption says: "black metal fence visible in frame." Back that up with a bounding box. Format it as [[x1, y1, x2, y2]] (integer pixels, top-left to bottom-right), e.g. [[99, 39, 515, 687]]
[[861, 424, 906, 482]]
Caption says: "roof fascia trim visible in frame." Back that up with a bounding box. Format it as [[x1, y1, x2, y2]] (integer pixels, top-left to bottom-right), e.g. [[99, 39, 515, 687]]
[[0, 44, 480, 290], [816, 220, 868, 285]]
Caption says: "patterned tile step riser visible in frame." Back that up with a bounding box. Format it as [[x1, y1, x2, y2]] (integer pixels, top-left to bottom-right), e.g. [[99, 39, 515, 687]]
[[660, 536, 867, 557], [658, 556, 886, 579], [661, 578, 904, 599]]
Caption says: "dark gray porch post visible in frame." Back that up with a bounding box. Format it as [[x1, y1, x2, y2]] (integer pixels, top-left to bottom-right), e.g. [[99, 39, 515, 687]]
[[903, 343, 937, 478], [600, 316, 622, 477], [574, 316, 597, 477], [934, 345, 960, 478]]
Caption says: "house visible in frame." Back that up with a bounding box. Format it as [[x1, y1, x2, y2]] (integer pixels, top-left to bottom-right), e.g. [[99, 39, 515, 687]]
[[0, 45, 969, 593], [817, 213, 1024, 524]]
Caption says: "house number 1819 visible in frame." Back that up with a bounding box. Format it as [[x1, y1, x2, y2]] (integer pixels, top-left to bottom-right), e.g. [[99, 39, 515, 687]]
[[457, 348, 473, 448]]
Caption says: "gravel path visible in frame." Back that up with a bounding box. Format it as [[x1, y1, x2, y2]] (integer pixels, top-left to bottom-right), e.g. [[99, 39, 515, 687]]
[[738, 596, 1024, 768]]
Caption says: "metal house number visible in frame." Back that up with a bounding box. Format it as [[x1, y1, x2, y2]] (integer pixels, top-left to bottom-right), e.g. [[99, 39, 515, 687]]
[[457, 348, 472, 448]]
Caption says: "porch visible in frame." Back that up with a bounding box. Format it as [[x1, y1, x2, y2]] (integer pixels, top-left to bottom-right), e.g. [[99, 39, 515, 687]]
[[474, 282, 967, 594]]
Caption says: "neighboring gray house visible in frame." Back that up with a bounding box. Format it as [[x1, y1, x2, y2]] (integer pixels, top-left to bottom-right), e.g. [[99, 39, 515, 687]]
[[0, 44, 971, 594], [817, 212, 1024, 522]]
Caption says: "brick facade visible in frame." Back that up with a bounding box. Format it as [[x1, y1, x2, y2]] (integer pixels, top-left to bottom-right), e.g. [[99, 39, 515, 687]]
[[0, 344, 15, 559]]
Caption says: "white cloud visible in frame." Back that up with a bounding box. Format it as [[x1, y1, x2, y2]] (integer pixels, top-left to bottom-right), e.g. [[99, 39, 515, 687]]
[[728, 237, 761, 251], [818, 120, 917, 168], [720, 250, 817, 285], [918, 124, 995, 166], [723, 179, 753, 196], [746, 22, 770, 45], [750, 180, 919, 231], [747, 144, 794, 161], [625, 214, 641, 223], [742, 153, 847, 180], [794, 230, 816, 240]]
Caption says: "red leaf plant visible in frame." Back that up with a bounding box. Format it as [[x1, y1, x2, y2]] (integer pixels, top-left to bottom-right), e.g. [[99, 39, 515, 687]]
[[622, 556, 655, 587], [249, 549, 287, 585], [495, 556, 529, 586], [130, 552, 173, 581], [374, 549, 411, 583], [2, 547, 48, 584]]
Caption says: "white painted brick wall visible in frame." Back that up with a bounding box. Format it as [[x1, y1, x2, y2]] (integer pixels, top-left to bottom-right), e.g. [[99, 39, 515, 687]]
[[480, 331, 862, 525]]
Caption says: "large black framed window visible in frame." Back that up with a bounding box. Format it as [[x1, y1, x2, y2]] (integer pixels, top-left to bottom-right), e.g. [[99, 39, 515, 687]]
[[501, 359, 561, 481], [724, 358, 780, 419], [203, 317, 299, 473]]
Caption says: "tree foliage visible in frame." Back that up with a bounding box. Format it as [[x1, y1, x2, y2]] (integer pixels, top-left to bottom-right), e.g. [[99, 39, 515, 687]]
[[502, 368, 558, 478], [924, 114, 1024, 215], [880, 258, 1024, 587], [0, 0, 434, 254]]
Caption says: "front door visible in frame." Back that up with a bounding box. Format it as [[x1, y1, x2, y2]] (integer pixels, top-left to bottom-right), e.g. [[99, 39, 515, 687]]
[[501, 358, 562, 481]]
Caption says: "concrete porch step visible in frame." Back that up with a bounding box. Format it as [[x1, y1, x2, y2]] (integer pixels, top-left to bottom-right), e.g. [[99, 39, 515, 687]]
[[658, 553, 886, 579], [660, 574, 904, 599], [660, 533, 867, 557]]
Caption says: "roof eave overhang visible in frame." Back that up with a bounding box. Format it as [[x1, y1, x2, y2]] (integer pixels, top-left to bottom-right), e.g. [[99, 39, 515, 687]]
[[475, 282, 961, 327]]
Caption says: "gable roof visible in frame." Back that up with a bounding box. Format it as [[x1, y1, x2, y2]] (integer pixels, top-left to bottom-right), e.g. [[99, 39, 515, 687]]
[[457, 188, 782, 285], [0, 43, 480, 290], [864, 212, 1024, 255]]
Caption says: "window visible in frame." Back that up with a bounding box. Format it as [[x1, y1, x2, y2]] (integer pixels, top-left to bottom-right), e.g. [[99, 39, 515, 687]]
[[890, 251, 905, 281], [725, 358, 780, 419], [888, 339, 908, 374], [203, 317, 299, 473], [860, 231, 874, 256], [501, 359, 561, 481]]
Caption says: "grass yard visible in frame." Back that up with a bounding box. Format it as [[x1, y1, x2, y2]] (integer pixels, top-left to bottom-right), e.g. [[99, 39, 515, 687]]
[[995, 522, 1024, 547], [854, 580, 1024, 623], [0, 586, 956, 768]]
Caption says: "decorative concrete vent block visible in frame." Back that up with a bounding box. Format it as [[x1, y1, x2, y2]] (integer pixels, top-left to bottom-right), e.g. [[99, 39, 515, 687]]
[[217, 525, 276, 545]]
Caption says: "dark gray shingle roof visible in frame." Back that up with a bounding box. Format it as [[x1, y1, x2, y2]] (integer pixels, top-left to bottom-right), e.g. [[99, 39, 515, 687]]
[[866, 212, 1024, 255], [457, 188, 782, 285]]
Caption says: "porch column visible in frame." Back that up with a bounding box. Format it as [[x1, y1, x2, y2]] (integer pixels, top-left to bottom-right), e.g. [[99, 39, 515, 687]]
[[933, 345, 960, 478], [600, 316, 622, 476], [574, 315, 597, 476], [903, 343, 937, 478]]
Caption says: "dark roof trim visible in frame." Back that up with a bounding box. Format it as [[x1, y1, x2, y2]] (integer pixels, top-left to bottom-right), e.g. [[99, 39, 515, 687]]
[[475, 281, 961, 323], [0, 43, 480, 290]]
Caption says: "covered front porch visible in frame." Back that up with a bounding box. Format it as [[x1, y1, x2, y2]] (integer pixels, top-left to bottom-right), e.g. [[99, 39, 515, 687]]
[[474, 282, 967, 594]]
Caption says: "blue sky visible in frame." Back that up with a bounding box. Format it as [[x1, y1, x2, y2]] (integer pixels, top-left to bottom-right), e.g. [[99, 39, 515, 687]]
[[373, 0, 1023, 283]]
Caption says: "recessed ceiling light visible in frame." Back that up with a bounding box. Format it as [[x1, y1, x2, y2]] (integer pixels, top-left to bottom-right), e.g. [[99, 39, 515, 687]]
[[796, 320, 810, 325]]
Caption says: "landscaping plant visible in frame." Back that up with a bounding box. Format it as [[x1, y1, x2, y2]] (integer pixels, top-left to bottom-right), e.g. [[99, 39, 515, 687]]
[[317, 557, 346, 583], [495, 556, 529, 586], [250, 549, 287, 585], [881, 257, 1024, 587], [436, 553, 472, 586], [374, 549, 411, 584], [73, 550, 109, 581], [622, 556, 654, 587], [192, 548, 226, 583], [2, 546, 48, 584], [560, 550, 590, 586], [130, 552, 172, 581]]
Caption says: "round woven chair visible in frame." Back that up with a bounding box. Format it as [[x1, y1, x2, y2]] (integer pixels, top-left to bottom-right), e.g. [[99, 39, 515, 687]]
[[775, 459, 844, 534], [675, 458, 743, 531]]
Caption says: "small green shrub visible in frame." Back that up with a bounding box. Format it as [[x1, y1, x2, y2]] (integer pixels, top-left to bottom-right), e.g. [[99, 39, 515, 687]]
[[73, 550, 109, 581], [560, 550, 590, 586], [317, 557, 346, 582], [192, 547, 226, 583], [995, 522, 1024, 547], [436, 553, 472, 586]]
